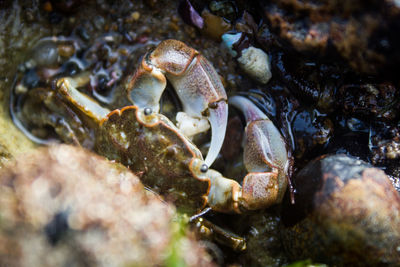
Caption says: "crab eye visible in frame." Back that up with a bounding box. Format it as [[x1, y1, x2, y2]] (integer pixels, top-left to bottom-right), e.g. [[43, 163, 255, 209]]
[[144, 107, 153, 116], [200, 164, 208, 173]]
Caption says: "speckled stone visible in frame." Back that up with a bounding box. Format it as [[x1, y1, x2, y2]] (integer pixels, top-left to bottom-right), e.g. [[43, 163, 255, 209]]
[[0, 144, 214, 267], [281, 154, 400, 266]]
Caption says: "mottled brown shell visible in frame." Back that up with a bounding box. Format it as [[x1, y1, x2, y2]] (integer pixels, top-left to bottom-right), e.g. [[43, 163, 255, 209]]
[[95, 106, 210, 214]]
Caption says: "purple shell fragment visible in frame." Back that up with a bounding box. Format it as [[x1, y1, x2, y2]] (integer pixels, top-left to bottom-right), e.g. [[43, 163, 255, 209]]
[[178, 0, 204, 29]]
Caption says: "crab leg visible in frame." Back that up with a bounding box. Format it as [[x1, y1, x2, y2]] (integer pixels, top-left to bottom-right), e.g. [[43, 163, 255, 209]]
[[229, 96, 289, 210], [206, 169, 241, 213], [56, 75, 110, 123], [191, 217, 246, 251], [127, 40, 228, 167]]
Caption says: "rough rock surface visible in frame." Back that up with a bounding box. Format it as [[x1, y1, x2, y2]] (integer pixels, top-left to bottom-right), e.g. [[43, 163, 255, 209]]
[[0, 144, 214, 267]]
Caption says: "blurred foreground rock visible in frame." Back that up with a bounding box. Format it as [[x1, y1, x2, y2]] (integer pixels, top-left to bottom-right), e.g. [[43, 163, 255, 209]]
[[0, 144, 214, 267]]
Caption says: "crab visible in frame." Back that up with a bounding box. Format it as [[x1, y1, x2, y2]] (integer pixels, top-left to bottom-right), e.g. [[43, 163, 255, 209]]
[[12, 39, 292, 249], [52, 40, 290, 213]]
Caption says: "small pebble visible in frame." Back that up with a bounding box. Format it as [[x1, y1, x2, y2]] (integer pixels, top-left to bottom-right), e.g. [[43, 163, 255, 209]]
[[32, 41, 59, 67], [58, 44, 75, 58], [43, 1, 53, 12], [131, 11, 140, 21]]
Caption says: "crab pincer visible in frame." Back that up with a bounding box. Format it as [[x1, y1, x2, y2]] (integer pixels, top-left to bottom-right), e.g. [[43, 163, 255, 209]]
[[229, 95, 289, 210], [126, 39, 228, 167]]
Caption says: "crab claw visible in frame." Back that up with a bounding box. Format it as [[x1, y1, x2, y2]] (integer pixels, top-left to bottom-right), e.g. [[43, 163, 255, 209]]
[[206, 169, 241, 213], [127, 39, 228, 167], [127, 56, 167, 113], [229, 95, 289, 210], [205, 101, 228, 166]]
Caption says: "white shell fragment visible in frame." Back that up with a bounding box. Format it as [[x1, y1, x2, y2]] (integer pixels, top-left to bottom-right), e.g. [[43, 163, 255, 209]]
[[176, 112, 210, 140], [237, 46, 272, 84]]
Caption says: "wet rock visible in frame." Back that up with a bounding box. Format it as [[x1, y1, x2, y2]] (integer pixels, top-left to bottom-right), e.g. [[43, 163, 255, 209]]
[[292, 109, 333, 159], [237, 211, 288, 267], [221, 116, 243, 161], [0, 2, 46, 164], [281, 154, 400, 266], [209, 0, 238, 22], [338, 82, 400, 121], [261, 0, 400, 77], [201, 9, 232, 41], [50, 0, 82, 14], [0, 144, 214, 267]]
